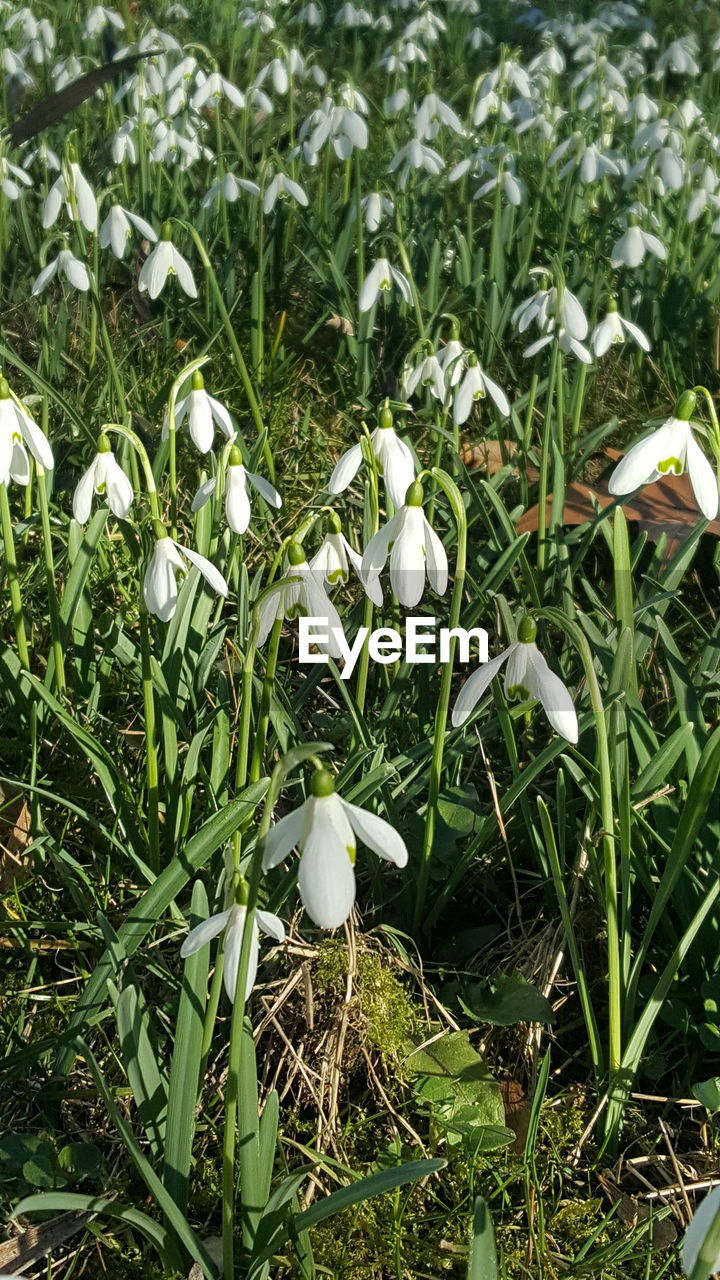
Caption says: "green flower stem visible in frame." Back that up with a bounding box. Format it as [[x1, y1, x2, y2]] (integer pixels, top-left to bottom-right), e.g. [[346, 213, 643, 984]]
[[101, 422, 162, 522], [536, 340, 560, 575], [36, 467, 66, 695], [540, 606, 621, 1076], [354, 432, 379, 720], [181, 224, 275, 482], [412, 468, 467, 932], [0, 482, 30, 669], [139, 609, 161, 874], [250, 615, 284, 784]]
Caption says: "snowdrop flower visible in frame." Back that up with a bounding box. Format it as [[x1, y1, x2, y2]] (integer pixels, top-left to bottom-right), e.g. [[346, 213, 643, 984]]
[[166, 371, 233, 453], [359, 257, 412, 313], [454, 354, 510, 422], [0, 157, 31, 201], [143, 526, 229, 622], [256, 541, 347, 656], [99, 205, 157, 260], [452, 616, 578, 743], [523, 327, 592, 364], [31, 248, 90, 295], [438, 336, 466, 388], [73, 434, 133, 523], [0, 378, 54, 486], [138, 225, 197, 299], [43, 159, 98, 233], [309, 512, 382, 606], [181, 896, 284, 1003], [361, 191, 394, 232], [84, 5, 125, 36], [191, 445, 281, 534], [329, 402, 416, 510], [263, 768, 407, 929], [654, 38, 699, 78], [512, 276, 588, 342], [362, 480, 448, 609], [263, 172, 309, 214], [591, 300, 650, 357], [296, 2, 324, 23], [404, 347, 446, 402], [387, 138, 444, 187], [192, 70, 245, 110], [413, 92, 463, 140], [202, 173, 260, 209], [681, 1184, 720, 1280], [608, 391, 718, 521], [610, 216, 667, 268]]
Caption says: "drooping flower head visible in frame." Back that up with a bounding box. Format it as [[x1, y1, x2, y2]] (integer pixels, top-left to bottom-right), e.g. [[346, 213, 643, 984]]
[[143, 522, 228, 622], [180, 880, 285, 1004], [361, 479, 448, 609], [329, 400, 416, 511], [608, 390, 719, 521], [0, 377, 54, 486], [73, 431, 133, 523]]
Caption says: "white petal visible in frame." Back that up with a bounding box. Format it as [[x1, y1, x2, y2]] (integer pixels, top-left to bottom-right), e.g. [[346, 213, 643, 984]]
[[104, 455, 133, 518], [143, 544, 178, 621], [681, 1186, 720, 1278], [451, 646, 514, 727], [223, 908, 259, 1003], [180, 908, 232, 957], [175, 543, 229, 597], [686, 433, 719, 520], [524, 646, 579, 743], [225, 466, 252, 533], [263, 803, 307, 868], [256, 908, 286, 943], [73, 462, 97, 524], [31, 258, 59, 295], [329, 442, 363, 493], [187, 392, 214, 453], [608, 423, 675, 496], [423, 516, 448, 596], [246, 470, 282, 508], [619, 317, 650, 351], [341, 799, 408, 866], [361, 510, 402, 578], [19, 414, 54, 470], [170, 246, 198, 298], [207, 395, 234, 438], [298, 801, 356, 929], [389, 508, 425, 607]]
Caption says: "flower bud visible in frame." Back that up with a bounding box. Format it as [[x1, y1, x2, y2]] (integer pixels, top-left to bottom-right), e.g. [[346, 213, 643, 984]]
[[191, 369, 205, 391], [287, 541, 306, 566], [674, 390, 697, 421], [405, 480, 424, 507], [229, 444, 243, 466]]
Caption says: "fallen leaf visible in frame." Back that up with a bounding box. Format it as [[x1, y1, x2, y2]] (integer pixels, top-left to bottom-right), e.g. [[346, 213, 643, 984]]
[[0, 787, 32, 891]]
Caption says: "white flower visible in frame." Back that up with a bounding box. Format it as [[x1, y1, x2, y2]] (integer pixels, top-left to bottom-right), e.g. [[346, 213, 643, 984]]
[[166, 372, 233, 453], [309, 516, 383, 606], [0, 381, 54, 486], [191, 450, 282, 534], [31, 248, 90, 295], [202, 173, 260, 209], [263, 172, 309, 214], [138, 233, 197, 300], [591, 303, 650, 357], [610, 222, 667, 269], [0, 157, 32, 201], [73, 438, 133, 523], [359, 257, 412, 313], [329, 405, 416, 510], [181, 902, 284, 1003], [452, 618, 578, 743], [453, 355, 510, 422], [99, 205, 157, 260], [255, 542, 347, 656], [681, 1185, 720, 1280], [523, 327, 593, 364], [143, 532, 228, 622], [387, 138, 445, 187], [404, 349, 446, 402], [361, 481, 448, 609], [437, 338, 466, 388], [608, 396, 718, 521], [191, 70, 245, 110], [263, 769, 407, 929], [85, 5, 125, 36], [42, 161, 97, 233]]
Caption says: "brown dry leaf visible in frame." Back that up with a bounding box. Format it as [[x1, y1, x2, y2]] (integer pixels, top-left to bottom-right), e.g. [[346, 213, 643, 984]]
[[0, 1213, 89, 1268], [599, 1171, 677, 1250], [0, 787, 32, 891], [499, 1077, 531, 1153], [517, 446, 720, 552], [326, 313, 355, 336]]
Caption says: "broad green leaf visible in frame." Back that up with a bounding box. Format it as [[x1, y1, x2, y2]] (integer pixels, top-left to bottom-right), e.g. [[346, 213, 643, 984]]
[[403, 1032, 504, 1136], [461, 973, 555, 1027]]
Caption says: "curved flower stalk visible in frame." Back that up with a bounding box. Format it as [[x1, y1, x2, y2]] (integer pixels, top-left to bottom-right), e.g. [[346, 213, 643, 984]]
[[191, 444, 282, 534], [452, 616, 579, 743], [73, 432, 133, 523], [138, 224, 197, 299], [608, 391, 719, 521], [591, 300, 650, 357], [263, 767, 407, 929], [256, 540, 347, 655], [329, 401, 416, 510], [361, 479, 448, 609], [143, 523, 229, 622], [164, 369, 234, 453], [181, 896, 284, 1003], [309, 511, 382, 605], [0, 377, 54, 484]]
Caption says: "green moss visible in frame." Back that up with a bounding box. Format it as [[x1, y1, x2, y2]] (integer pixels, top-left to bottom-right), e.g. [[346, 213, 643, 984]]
[[313, 939, 419, 1062]]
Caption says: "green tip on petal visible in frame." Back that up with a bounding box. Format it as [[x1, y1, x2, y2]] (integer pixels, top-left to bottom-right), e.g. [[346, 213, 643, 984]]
[[153, 519, 169, 540], [191, 369, 205, 391], [405, 480, 424, 507], [379, 401, 394, 431], [327, 510, 342, 535], [229, 444, 243, 466], [0, 377, 10, 400], [518, 615, 537, 644], [311, 768, 335, 798], [96, 432, 112, 454], [160, 221, 173, 241], [674, 389, 697, 421], [287, 540, 306, 566]]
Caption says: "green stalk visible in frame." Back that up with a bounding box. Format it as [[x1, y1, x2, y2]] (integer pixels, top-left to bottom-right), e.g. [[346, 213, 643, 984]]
[[139, 610, 161, 874], [36, 467, 66, 694], [536, 340, 560, 575], [413, 468, 467, 932], [250, 615, 283, 784], [0, 482, 30, 669]]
